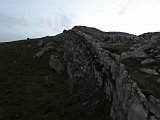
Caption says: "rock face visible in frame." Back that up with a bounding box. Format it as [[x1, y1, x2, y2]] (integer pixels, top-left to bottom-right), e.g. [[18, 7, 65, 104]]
[[140, 68, 159, 75], [121, 50, 147, 60], [35, 26, 160, 120], [49, 55, 64, 74], [141, 59, 155, 65]]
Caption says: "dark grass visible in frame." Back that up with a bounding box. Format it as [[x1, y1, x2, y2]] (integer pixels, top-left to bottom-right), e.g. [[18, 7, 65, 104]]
[[0, 39, 110, 120], [0, 40, 70, 120], [121, 58, 160, 99]]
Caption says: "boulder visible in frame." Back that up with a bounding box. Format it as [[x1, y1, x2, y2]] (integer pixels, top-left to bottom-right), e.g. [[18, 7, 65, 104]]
[[130, 50, 147, 58], [141, 59, 155, 65], [121, 50, 147, 60], [49, 55, 64, 74], [63, 29, 68, 33], [137, 44, 151, 51], [35, 51, 45, 57], [121, 52, 131, 60], [134, 43, 141, 47], [130, 47, 136, 51], [37, 40, 43, 46], [140, 68, 159, 75], [151, 35, 160, 43]]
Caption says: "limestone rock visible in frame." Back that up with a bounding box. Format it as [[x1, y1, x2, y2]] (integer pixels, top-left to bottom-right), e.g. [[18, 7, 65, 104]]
[[49, 55, 64, 74], [140, 68, 159, 75], [34, 26, 160, 120], [130, 50, 147, 58], [136, 44, 151, 51], [37, 40, 43, 46], [151, 35, 160, 43], [35, 50, 45, 57], [130, 47, 136, 51], [121, 50, 147, 60], [141, 59, 155, 65], [121, 52, 131, 60]]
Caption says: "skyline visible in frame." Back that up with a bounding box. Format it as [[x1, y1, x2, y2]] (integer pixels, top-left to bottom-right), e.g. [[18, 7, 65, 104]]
[[0, 0, 160, 42]]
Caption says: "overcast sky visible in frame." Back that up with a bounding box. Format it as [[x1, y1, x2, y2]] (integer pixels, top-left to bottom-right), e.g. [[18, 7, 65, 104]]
[[0, 0, 160, 42]]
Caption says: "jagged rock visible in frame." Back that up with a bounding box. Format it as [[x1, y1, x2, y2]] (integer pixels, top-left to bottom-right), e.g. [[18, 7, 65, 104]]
[[35, 50, 44, 57], [136, 44, 151, 51], [49, 55, 64, 74], [134, 43, 141, 47], [121, 50, 147, 60], [121, 52, 131, 59], [140, 68, 159, 75], [37, 40, 43, 46], [130, 50, 147, 58], [151, 35, 160, 43], [130, 47, 136, 51], [63, 29, 67, 33], [141, 59, 155, 65], [35, 41, 62, 57]]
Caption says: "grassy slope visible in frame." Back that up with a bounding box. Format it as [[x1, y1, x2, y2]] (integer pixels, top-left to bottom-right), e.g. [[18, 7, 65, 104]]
[[0, 39, 109, 120], [0, 39, 70, 120]]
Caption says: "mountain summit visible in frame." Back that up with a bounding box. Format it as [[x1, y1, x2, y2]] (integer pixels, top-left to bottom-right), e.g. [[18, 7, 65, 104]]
[[0, 26, 160, 120]]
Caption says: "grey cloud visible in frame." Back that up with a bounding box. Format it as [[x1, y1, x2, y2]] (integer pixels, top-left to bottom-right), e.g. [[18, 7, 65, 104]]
[[0, 13, 31, 28], [53, 13, 73, 32]]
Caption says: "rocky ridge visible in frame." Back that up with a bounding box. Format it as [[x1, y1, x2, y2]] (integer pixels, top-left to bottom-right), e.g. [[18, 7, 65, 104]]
[[34, 26, 160, 120]]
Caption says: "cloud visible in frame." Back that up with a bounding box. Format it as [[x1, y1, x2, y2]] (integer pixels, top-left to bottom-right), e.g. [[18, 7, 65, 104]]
[[118, 7, 128, 16], [53, 12, 73, 32], [0, 13, 31, 28]]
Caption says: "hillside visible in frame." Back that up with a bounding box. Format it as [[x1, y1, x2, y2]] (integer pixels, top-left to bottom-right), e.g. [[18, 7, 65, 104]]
[[0, 26, 160, 120]]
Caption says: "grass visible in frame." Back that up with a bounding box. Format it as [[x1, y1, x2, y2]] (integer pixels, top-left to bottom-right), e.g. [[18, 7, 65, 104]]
[[0, 39, 71, 120], [131, 72, 160, 99], [0, 39, 111, 120], [102, 43, 132, 54], [121, 58, 160, 99]]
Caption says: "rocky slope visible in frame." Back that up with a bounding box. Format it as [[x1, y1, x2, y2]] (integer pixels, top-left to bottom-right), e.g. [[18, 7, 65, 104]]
[[0, 26, 160, 120]]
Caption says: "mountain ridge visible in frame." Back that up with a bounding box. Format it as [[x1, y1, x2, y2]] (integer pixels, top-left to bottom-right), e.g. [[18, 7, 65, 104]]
[[0, 26, 160, 120]]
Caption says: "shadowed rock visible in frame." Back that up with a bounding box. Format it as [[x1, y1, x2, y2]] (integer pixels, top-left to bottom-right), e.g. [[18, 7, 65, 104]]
[[49, 55, 64, 74]]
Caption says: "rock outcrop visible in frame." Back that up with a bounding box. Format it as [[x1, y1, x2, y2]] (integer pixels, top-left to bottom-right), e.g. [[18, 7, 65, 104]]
[[140, 68, 159, 75], [49, 55, 64, 74], [141, 59, 155, 65], [35, 26, 160, 120]]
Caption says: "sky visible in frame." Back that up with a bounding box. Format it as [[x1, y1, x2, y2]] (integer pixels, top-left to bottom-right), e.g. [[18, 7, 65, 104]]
[[0, 0, 160, 42]]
